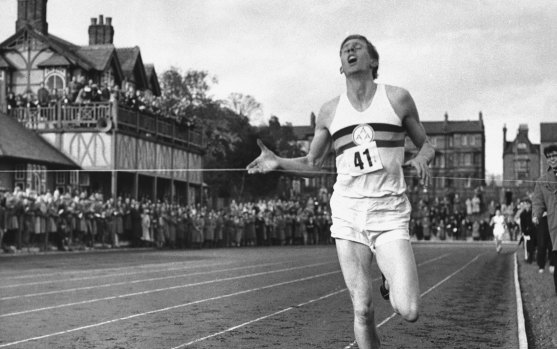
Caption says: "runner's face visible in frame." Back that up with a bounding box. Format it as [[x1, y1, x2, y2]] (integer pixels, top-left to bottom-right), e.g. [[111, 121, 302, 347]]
[[340, 39, 375, 74], [546, 151, 557, 169]]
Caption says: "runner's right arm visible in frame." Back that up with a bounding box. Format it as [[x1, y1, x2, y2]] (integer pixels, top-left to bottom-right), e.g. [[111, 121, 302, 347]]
[[247, 103, 333, 177]]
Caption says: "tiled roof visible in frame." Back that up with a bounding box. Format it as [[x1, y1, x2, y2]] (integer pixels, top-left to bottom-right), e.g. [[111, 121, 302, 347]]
[[37, 52, 71, 67], [34, 29, 94, 70], [76, 45, 115, 71], [540, 123, 557, 143], [116, 47, 140, 76], [1, 24, 154, 93], [0, 114, 79, 168]]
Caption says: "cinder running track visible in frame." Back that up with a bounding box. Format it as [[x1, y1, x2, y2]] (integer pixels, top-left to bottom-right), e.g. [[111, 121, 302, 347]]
[[0, 242, 521, 348]]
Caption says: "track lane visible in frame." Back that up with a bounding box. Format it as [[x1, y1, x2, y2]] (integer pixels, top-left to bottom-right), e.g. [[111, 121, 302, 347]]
[[0, 244, 522, 348]]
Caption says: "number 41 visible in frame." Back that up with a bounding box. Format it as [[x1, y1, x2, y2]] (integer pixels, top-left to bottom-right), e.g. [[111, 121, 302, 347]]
[[354, 148, 373, 170]]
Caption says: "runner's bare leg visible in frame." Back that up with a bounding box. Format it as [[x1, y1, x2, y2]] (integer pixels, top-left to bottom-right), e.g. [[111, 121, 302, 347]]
[[375, 239, 420, 322], [336, 239, 381, 349]]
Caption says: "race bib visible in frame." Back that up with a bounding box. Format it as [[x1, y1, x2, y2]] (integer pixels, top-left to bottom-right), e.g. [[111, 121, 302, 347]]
[[343, 142, 383, 176]]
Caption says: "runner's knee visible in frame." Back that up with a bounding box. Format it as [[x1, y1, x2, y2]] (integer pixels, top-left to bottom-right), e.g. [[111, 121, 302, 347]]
[[395, 300, 419, 322], [353, 299, 375, 324]]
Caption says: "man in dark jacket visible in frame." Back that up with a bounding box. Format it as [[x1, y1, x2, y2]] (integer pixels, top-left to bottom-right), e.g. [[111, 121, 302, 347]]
[[533, 144, 557, 294]]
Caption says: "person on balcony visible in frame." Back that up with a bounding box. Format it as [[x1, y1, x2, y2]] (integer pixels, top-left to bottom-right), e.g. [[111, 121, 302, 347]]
[[100, 84, 111, 101], [48, 88, 60, 107], [90, 84, 101, 103], [76, 80, 94, 105], [60, 88, 71, 106], [109, 85, 121, 104], [68, 76, 82, 103], [6, 91, 17, 113], [37, 82, 50, 107]]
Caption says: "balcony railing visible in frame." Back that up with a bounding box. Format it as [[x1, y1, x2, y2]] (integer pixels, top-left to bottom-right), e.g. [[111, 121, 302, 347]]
[[5, 102, 204, 151]]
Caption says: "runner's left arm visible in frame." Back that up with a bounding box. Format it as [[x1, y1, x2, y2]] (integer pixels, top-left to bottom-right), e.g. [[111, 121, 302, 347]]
[[389, 87, 434, 185]]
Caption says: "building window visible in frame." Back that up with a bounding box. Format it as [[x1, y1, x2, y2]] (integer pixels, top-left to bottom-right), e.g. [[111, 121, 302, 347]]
[[15, 164, 26, 180], [56, 172, 66, 185], [46, 74, 64, 91], [448, 136, 454, 147], [80, 173, 90, 186], [462, 135, 468, 146], [70, 171, 79, 185], [464, 153, 472, 166], [473, 153, 481, 166], [514, 159, 529, 180], [28, 164, 47, 193], [454, 134, 461, 147]]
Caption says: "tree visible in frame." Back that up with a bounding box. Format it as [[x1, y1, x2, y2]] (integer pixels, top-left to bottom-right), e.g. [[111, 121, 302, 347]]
[[159, 67, 217, 124], [225, 93, 264, 124], [157, 68, 302, 201]]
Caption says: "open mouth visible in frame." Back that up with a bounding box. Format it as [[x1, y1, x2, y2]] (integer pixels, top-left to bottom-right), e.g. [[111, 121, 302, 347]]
[[348, 55, 357, 64]]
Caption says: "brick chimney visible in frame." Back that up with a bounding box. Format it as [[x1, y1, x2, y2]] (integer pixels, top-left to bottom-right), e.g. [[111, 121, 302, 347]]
[[16, 0, 48, 34], [88, 14, 115, 45], [518, 124, 529, 137]]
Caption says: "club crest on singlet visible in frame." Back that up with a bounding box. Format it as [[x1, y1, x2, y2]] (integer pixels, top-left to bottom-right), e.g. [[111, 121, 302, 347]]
[[352, 124, 375, 145], [340, 124, 383, 176]]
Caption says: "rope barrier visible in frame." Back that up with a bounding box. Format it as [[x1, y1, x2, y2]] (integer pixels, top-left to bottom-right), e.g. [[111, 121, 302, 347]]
[[0, 167, 553, 185]]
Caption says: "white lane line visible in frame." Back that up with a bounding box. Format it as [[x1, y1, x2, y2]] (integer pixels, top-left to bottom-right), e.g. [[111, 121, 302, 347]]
[[171, 288, 348, 348], [0, 261, 335, 318], [0, 259, 219, 281], [176, 253, 449, 349], [0, 270, 341, 348], [0, 261, 292, 301], [419, 254, 481, 297], [0, 261, 231, 288], [514, 253, 528, 349], [344, 253, 479, 349]]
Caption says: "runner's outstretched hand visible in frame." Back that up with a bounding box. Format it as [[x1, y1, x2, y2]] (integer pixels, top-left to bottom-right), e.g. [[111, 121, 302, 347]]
[[404, 155, 430, 186], [247, 139, 280, 174]]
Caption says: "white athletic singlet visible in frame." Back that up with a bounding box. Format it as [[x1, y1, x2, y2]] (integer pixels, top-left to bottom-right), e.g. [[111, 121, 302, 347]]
[[492, 215, 506, 237], [329, 84, 407, 198]]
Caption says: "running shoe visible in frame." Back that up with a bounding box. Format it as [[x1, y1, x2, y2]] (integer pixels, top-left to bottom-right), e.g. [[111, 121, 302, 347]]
[[380, 273, 389, 301]]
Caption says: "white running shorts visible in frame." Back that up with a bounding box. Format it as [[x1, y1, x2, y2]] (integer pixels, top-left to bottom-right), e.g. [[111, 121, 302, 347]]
[[329, 192, 411, 252]]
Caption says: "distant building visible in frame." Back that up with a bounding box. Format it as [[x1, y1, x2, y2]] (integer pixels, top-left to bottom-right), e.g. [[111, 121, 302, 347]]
[[540, 122, 557, 174], [0, 0, 205, 203], [502, 124, 540, 186], [404, 112, 486, 202]]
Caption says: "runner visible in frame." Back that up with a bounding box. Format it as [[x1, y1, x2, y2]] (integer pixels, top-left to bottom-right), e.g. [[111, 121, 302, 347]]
[[247, 34, 434, 349], [490, 209, 506, 253]]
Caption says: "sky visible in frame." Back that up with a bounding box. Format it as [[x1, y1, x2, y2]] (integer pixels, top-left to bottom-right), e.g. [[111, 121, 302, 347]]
[[1, 0, 556, 176]]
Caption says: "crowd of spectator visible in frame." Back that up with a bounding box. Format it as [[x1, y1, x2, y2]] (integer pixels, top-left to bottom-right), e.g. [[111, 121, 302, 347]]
[[1, 182, 544, 254], [408, 192, 526, 242], [0, 186, 334, 253], [5, 76, 167, 118]]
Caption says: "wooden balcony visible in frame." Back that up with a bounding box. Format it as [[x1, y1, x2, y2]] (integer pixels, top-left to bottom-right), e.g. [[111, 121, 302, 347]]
[[6, 102, 204, 152]]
